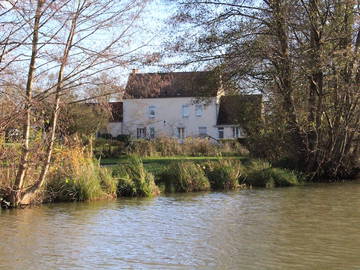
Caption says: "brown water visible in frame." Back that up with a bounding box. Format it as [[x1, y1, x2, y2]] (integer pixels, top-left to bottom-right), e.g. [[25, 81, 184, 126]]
[[1, 182, 360, 270]]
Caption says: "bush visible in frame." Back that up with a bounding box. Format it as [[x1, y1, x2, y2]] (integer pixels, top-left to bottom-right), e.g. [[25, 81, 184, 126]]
[[127, 139, 158, 157], [219, 139, 249, 156], [245, 167, 299, 188], [47, 149, 117, 201], [98, 133, 113, 140], [127, 137, 245, 157], [94, 138, 125, 158], [113, 156, 159, 197], [160, 162, 210, 193], [204, 160, 245, 190], [182, 137, 220, 156], [115, 134, 131, 145], [97, 136, 252, 158]]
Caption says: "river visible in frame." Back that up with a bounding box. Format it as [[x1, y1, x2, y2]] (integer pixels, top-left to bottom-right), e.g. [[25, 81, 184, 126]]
[[1, 181, 360, 270]]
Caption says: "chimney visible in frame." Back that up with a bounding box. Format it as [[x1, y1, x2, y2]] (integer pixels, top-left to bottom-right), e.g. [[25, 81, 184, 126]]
[[132, 69, 139, 74]]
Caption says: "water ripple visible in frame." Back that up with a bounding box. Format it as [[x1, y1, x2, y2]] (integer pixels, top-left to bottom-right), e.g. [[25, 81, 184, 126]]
[[1, 182, 360, 269]]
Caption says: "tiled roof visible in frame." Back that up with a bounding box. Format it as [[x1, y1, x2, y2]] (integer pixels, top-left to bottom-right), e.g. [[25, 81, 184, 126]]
[[217, 95, 262, 126], [124, 71, 220, 99]]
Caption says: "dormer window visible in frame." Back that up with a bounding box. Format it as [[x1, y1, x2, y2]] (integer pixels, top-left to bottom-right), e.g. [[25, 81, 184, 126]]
[[195, 104, 203, 117], [148, 105, 156, 118], [182, 104, 190, 118]]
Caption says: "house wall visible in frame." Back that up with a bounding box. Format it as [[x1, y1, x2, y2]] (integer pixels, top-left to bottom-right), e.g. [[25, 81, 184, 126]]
[[218, 126, 246, 140], [122, 97, 220, 139], [106, 122, 122, 137]]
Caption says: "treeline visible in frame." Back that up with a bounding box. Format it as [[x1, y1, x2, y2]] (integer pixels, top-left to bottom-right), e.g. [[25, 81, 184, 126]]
[[170, 0, 360, 180]]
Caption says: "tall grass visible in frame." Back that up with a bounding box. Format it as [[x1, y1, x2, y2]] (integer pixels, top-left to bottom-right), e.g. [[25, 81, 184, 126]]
[[113, 156, 160, 197], [204, 160, 245, 190], [47, 147, 117, 202], [160, 162, 211, 193], [243, 159, 300, 188]]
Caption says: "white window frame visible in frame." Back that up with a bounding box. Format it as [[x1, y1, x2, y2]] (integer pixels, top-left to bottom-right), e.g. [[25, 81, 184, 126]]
[[137, 127, 146, 139], [182, 104, 190, 118], [177, 127, 185, 139], [148, 105, 156, 118], [195, 104, 203, 117], [218, 127, 224, 139], [232, 127, 241, 138], [198, 126, 207, 137]]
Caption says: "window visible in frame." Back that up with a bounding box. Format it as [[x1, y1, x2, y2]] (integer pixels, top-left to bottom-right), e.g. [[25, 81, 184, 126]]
[[148, 105, 156, 118], [182, 104, 190, 118], [137, 127, 146, 139], [149, 127, 155, 139], [195, 104, 203, 117], [218, 127, 224, 139], [232, 127, 241, 138], [177, 127, 185, 139], [199, 127, 207, 137]]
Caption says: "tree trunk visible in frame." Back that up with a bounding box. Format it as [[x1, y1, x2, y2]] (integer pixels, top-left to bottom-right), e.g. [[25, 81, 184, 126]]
[[270, 0, 307, 162], [10, 0, 44, 207], [19, 4, 79, 206]]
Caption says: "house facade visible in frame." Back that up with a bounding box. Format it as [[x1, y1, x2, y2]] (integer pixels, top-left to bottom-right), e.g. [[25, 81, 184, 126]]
[[122, 96, 220, 139], [106, 71, 261, 141]]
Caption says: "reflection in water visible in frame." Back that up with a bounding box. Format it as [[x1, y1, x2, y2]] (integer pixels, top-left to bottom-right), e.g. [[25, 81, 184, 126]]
[[1, 182, 360, 270]]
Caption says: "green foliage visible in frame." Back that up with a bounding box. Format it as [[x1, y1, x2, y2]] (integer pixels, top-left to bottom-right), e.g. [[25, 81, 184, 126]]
[[245, 167, 299, 188], [245, 159, 272, 173], [160, 162, 210, 193], [59, 104, 110, 138], [204, 160, 244, 190], [113, 156, 159, 197], [94, 138, 125, 158], [47, 157, 117, 202]]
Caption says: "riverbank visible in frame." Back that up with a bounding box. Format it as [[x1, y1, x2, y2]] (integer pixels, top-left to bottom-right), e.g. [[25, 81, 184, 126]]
[[0, 154, 302, 208], [108, 155, 301, 195]]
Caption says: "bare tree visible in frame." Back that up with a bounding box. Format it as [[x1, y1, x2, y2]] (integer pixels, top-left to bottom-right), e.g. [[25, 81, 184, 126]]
[[1, 0, 152, 207]]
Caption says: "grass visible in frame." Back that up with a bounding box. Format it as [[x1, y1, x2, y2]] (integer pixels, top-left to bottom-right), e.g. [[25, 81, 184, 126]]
[[112, 156, 160, 197], [204, 160, 245, 190], [46, 153, 118, 202], [245, 167, 300, 188], [101, 155, 247, 165], [159, 162, 211, 193], [101, 155, 249, 182]]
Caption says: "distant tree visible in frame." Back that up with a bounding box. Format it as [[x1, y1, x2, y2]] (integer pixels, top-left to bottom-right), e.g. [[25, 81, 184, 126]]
[[169, 0, 360, 179]]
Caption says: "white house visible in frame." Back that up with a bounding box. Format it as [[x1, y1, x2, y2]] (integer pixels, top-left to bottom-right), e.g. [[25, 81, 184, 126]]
[[106, 71, 262, 141]]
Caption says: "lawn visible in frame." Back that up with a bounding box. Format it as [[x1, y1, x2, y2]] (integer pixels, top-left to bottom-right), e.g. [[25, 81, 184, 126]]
[[100, 155, 249, 176], [100, 155, 246, 165]]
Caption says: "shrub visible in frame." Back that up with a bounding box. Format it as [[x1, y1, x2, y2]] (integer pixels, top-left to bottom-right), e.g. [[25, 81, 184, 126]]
[[98, 133, 113, 140], [115, 134, 131, 145], [127, 137, 240, 157], [154, 137, 184, 156], [113, 156, 159, 197], [219, 139, 249, 156], [183, 137, 220, 156], [245, 167, 299, 188], [160, 162, 210, 193], [94, 138, 125, 158], [47, 148, 117, 201], [204, 160, 245, 190], [126, 139, 157, 157]]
